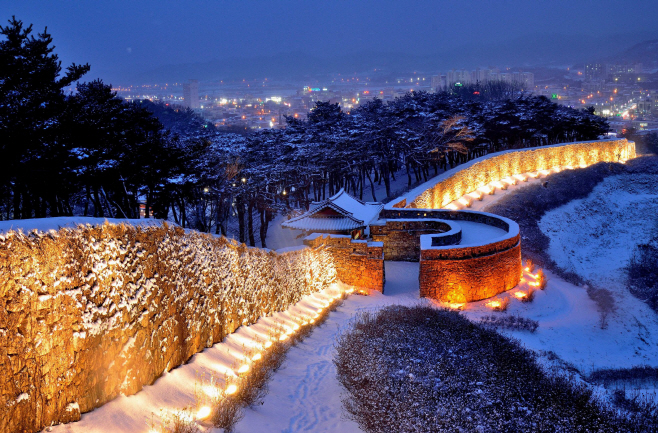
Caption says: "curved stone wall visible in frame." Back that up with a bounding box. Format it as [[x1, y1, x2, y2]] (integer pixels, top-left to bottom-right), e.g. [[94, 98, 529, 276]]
[[419, 226, 522, 303], [378, 139, 636, 303], [376, 208, 522, 303], [387, 139, 636, 210]]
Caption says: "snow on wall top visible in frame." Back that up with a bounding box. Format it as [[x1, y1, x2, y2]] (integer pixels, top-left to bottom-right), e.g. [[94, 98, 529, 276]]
[[0, 217, 171, 236]]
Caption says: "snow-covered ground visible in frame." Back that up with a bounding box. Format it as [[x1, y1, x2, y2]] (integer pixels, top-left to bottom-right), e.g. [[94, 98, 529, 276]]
[[459, 268, 658, 373], [234, 262, 424, 433], [455, 172, 658, 374], [539, 173, 658, 290]]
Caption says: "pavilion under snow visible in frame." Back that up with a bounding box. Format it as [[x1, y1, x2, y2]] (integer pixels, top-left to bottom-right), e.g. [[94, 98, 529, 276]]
[[282, 189, 384, 239]]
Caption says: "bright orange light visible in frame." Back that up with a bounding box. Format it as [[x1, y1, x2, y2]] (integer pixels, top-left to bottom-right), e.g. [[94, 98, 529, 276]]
[[514, 291, 527, 299], [196, 406, 212, 420], [237, 365, 249, 374], [252, 353, 262, 361], [226, 384, 238, 395], [264, 341, 272, 348], [486, 300, 501, 309]]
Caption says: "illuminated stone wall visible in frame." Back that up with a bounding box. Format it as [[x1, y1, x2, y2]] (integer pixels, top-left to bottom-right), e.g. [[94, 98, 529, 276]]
[[0, 223, 337, 433], [419, 232, 522, 303], [304, 234, 385, 293], [370, 219, 457, 261], [401, 139, 635, 209]]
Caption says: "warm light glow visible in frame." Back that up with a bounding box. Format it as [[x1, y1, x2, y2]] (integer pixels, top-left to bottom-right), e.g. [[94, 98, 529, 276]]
[[529, 282, 540, 287], [279, 334, 288, 341], [226, 384, 238, 395], [264, 341, 272, 348], [486, 300, 502, 309], [524, 267, 530, 271], [514, 291, 527, 299], [237, 365, 249, 374], [202, 385, 221, 399], [196, 406, 212, 420], [252, 353, 262, 361], [447, 303, 465, 310]]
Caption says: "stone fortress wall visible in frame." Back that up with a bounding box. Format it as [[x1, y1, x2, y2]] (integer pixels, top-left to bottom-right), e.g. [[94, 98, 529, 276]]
[[0, 223, 345, 433], [375, 209, 521, 302], [381, 139, 636, 303], [1, 139, 637, 432], [390, 138, 635, 210], [303, 234, 385, 293]]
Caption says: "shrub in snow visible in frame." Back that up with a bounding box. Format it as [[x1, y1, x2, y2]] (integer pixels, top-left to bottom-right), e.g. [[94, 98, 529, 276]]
[[536, 269, 547, 290], [151, 407, 200, 433], [485, 297, 509, 312], [586, 286, 616, 330], [334, 305, 656, 432], [626, 236, 658, 312], [480, 314, 538, 332]]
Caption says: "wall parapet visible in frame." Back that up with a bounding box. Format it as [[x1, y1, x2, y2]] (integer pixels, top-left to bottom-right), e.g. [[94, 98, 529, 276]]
[[304, 233, 385, 293], [386, 138, 636, 210], [0, 223, 337, 433]]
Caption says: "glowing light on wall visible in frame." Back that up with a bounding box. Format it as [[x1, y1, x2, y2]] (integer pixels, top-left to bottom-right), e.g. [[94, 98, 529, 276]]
[[196, 406, 211, 420]]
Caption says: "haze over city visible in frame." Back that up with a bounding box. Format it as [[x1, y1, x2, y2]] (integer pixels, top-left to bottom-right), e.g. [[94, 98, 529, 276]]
[[5, 0, 658, 84]]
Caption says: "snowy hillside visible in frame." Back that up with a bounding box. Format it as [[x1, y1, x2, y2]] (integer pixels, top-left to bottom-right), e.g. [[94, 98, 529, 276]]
[[539, 173, 658, 289]]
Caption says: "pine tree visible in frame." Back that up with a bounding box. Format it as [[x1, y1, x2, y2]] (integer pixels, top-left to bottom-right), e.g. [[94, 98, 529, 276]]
[[0, 17, 89, 218]]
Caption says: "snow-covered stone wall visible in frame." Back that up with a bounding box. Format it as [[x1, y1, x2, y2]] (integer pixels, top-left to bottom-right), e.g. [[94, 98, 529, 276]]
[[389, 139, 636, 210], [419, 230, 522, 303], [304, 234, 385, 293], [0, 223, 336, 433], [373, 208, 521, 302], [371, 219, 456, 261]]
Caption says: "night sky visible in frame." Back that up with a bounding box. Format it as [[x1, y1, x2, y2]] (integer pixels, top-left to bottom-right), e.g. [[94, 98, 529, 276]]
[[2, 0, 657, 84]]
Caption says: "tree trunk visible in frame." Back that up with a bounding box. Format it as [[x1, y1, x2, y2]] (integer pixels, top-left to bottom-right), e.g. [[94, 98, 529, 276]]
[[247, 200, 256, 247], [236, 197, 246, 244]]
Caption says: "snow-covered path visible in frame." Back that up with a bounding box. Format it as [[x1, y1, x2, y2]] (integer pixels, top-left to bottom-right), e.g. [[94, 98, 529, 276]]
[[234, 262, 424, 433]]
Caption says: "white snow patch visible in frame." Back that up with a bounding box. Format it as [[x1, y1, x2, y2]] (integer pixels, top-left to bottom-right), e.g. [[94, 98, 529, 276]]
[[0, 217, 171, 236], [539, 173, 658, 289]]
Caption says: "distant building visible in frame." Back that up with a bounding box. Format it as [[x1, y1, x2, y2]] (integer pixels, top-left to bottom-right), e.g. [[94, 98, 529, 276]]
[[446, 69, 472, 86], [519, 72, 534, 90], [585, 63, 605, 80], [430, 75, 446, 91], [183, 79, 200, 109]]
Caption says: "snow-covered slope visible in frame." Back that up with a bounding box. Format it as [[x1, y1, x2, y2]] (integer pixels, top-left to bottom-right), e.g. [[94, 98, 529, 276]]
[[539, 173, 658, 289]]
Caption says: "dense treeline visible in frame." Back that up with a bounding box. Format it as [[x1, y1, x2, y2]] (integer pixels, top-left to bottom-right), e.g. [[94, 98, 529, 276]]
[[1, 17, 609, 247], [0, 18, 204, 221]]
